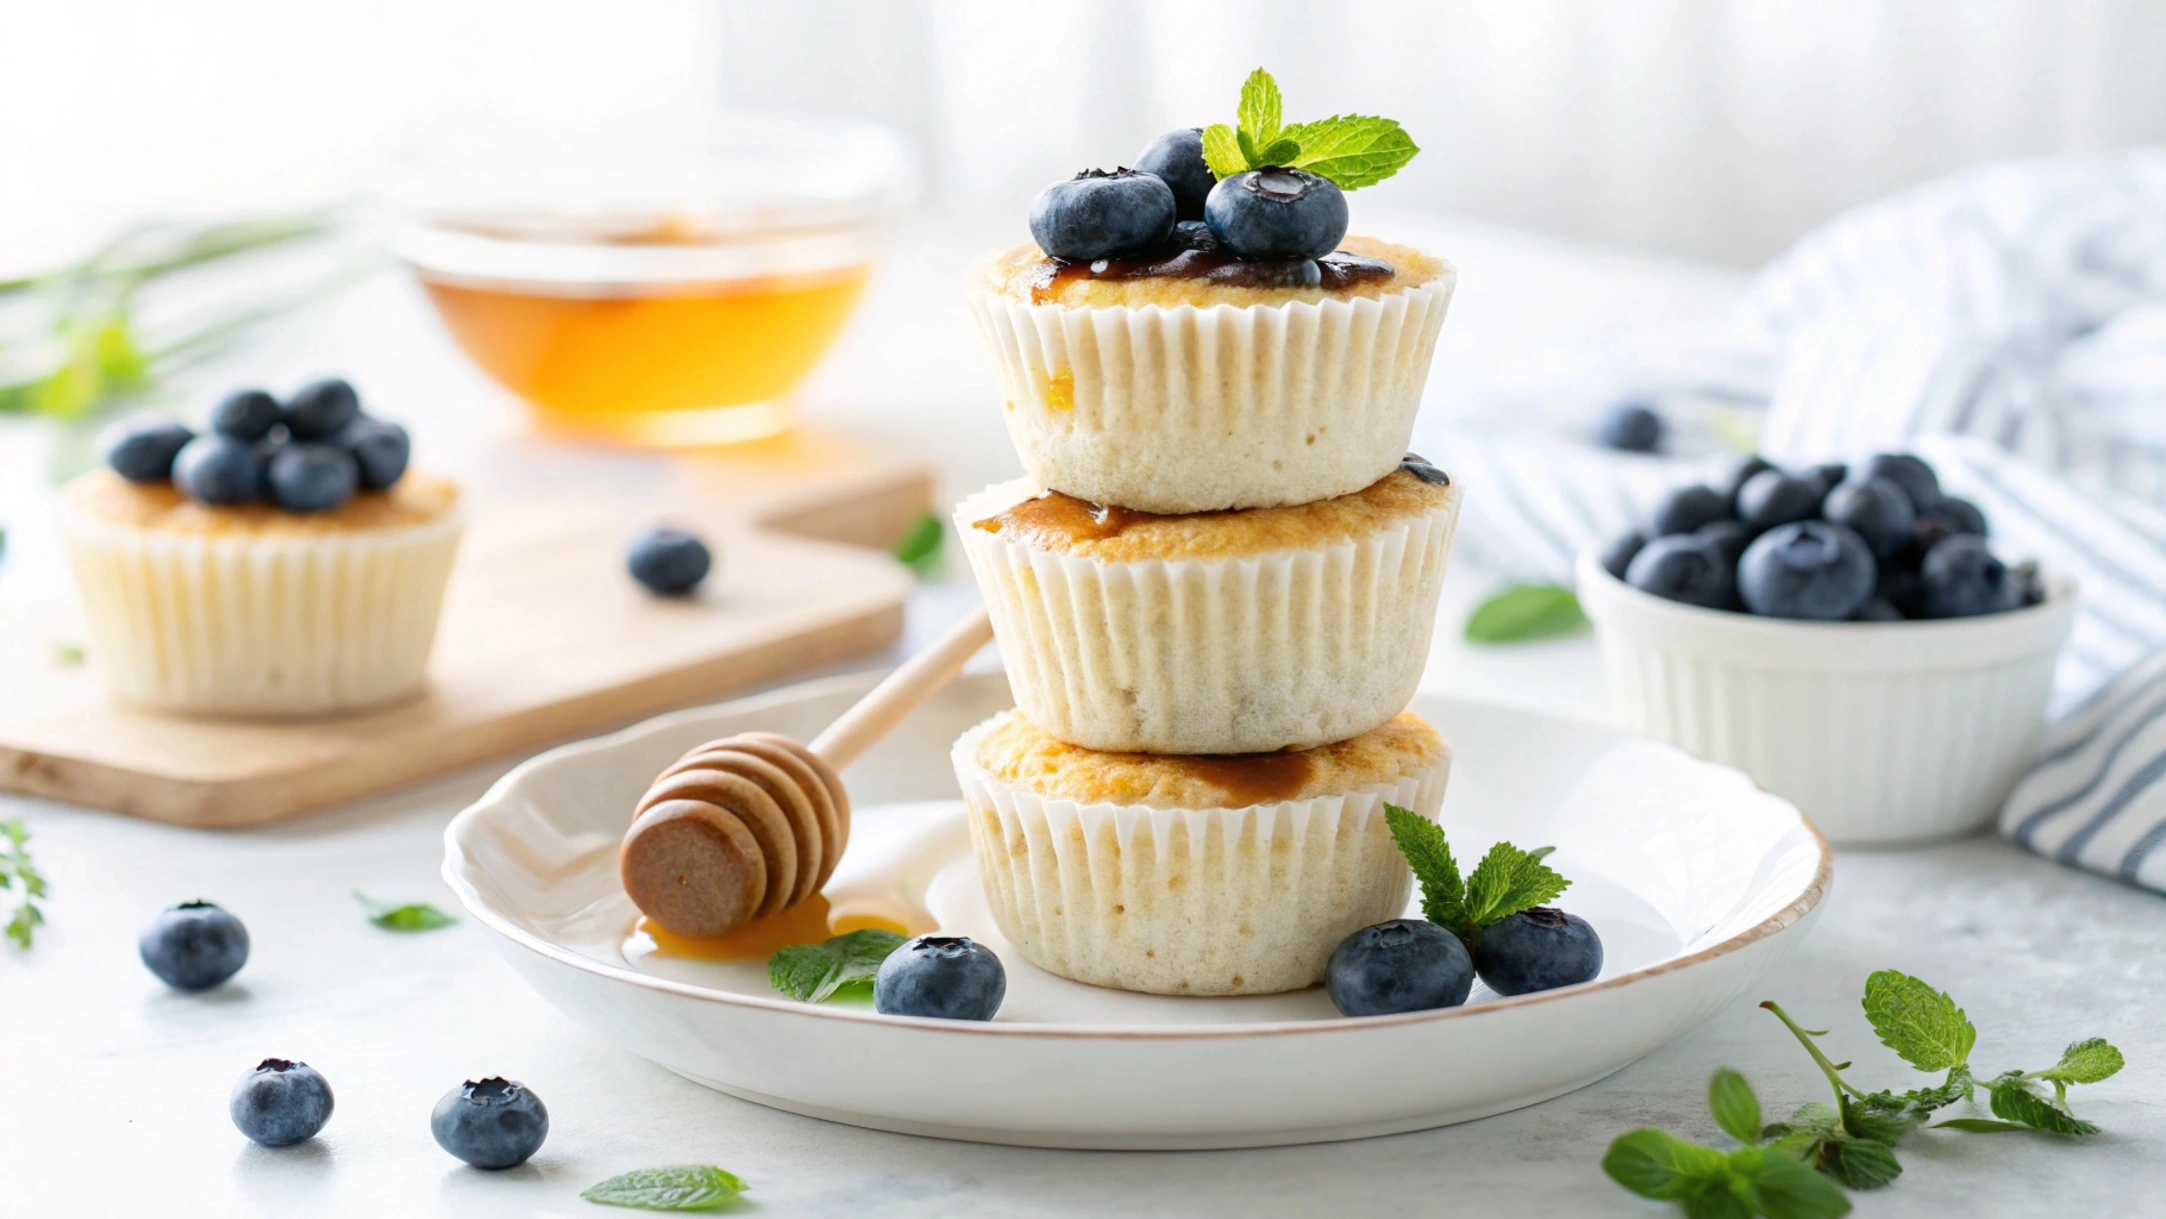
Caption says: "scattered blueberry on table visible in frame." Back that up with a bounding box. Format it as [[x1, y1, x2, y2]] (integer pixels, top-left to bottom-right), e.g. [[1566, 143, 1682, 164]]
[[432, 1077, 549, 1169], [626, 527, 714, 596], [230, 1059, 335, 1147], [873, 935, 1006, 1021], [1326, 918, 1474, 1016], [139, 900, 250, 991], [1604, 451, 2045, 620], [1473, 908, 1605, 996], [1596, 401, 1665, 454]]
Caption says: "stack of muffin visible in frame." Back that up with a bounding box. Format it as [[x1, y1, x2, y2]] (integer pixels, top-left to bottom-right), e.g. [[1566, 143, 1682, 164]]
[[949, 230, 1463, 996]]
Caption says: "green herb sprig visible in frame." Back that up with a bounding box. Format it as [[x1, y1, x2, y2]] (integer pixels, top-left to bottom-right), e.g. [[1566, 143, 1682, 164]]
[[582, 1165, 748, 1211], [1199, 69, 1419, 189], [0, 818, 48, 949], [354, 890, 457, 932], [1605, 971, 2125, 1216], [768, 928, 906, 1003], [891, 510, 944, 578], [1464, 583, 1589, 644], [1382, 804, 1567, 951]]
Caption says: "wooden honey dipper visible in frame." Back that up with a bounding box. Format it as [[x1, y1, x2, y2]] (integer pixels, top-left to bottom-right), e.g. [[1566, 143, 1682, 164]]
[[621, 606, 994, 937]]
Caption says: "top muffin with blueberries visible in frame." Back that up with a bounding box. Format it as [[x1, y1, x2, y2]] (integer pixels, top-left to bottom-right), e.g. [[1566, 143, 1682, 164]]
[[984, 69, 1447, 310], [81, 378, 456, 533]]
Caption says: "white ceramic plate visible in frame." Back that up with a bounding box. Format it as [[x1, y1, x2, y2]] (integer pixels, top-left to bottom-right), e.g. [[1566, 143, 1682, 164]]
[[444, 671, 1830, 1150]]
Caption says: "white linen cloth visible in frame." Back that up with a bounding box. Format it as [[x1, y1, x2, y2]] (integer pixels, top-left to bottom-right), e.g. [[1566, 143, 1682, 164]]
[[1412, 148, 2166, 889]]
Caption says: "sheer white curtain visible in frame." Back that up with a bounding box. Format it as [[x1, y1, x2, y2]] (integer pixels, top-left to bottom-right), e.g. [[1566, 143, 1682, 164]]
[[720, 0, 2166, 266]]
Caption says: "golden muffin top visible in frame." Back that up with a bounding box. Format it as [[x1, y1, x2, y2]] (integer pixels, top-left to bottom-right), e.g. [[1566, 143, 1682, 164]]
[[64, 468, 461, 537], [970, 709, 1445, 810], [977, 235, 1449, 309], [964, 465, 1457, 564]]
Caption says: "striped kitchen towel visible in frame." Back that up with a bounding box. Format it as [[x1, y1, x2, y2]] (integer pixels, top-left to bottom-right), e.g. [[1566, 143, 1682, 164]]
[[1418, 147, 2166, 891]]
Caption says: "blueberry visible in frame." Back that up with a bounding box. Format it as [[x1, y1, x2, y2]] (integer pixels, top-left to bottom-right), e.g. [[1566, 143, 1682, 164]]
[[102, 419, 195, 483], [1599, 529, 1646, 580], [627, 527, 712, 596], [1596, 402, 1664, 453], [1717, 455, 1776, 509], [1030, 169, 1177, 262], [1735, 470, 1825, 531], [139, 900, 249, 990], [1204, 168, 1348, 260], [1923, 494, 1987, 538], [1169, 219, 1222, 252], [874, 935, 1005, 1020], [1855, 597, 1904, 622], [230, 1059, 334, 1147], [1809, 461, 1849, 491], [1650, 484, 1731, 537], [1473, 908, 1603, 996], [283, 378, 362, 441], [2012, 560, 2047, 607], [1878, 566, 1925, 618], [1737, 521, 1876, 620], [1327, 918, 1474, 1017], [1695, 519, 1753, 566], [1821, 477, 1917, 558], [432, 1077, 548, 1169], [265, 443, 360, 513], [210, 389, 282, 442], [1133, 128, 1214, 222], [335, 419, 410, 491], [173, 436, 265, 506], [1625, 534, 1737, 609], [1919, 534, 2021, 618], [1860, 453, 1940, 512]]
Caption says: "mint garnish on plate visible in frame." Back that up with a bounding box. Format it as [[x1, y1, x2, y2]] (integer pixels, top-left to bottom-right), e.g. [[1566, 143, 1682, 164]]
[[582, 1165, 748, 1211], [768, 928, 906, 1003], [1200, 68, 1419, 188], [1382, 804, 1567, 951]]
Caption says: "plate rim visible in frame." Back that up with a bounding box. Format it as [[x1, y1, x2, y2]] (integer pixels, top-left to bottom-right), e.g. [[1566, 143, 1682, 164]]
[[444, 672, 1834, 1041]]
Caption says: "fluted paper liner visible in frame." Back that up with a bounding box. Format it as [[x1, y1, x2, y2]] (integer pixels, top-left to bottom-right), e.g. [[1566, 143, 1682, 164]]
[[60, 507, 465, 716], [953, 717, 1450, 996], [967, 273, 1454, 513], [955, 481, 1461, 755]]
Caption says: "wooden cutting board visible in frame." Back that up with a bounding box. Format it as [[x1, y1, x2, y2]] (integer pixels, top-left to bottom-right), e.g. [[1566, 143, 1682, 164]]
[[0, 428, 932, 827]]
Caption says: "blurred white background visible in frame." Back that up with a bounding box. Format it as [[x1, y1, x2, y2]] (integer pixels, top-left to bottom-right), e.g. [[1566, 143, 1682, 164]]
[[4, 0, 2164, 272]]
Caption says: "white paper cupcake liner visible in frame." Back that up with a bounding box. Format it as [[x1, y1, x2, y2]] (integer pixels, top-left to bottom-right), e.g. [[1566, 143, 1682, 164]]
[[953, 717, 1449, 996], [955, 481, 1461, 755], [60, 507, 465, 717], [966, 273, 1454, 513]]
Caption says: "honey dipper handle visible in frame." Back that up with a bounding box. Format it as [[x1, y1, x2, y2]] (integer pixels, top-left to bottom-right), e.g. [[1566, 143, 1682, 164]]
[[808, 605, 995, 770]]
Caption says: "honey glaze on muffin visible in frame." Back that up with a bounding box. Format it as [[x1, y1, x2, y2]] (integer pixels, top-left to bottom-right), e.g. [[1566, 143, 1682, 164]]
[[65, 468, 459, 538], [970, 462, 1455, 563], [984, 235, 1447, 310], [972, 708, 1444, 810]]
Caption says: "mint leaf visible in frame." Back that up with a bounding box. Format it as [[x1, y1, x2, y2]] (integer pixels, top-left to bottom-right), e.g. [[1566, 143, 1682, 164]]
[[892, 511, 943, 578], [1465, 583, 1588, 643], [2038, 1038, 2124, 1086], [1728, 1145, 1853, 1217], [1200, 124, 1246, 179], [1236, 68, 1283, 151], [1602, 1129, 1729, 1199], [1935, 1117, 2026, 1133], [354, 891, 457, 931], [1989, 1077, 2098, 1136], [54, 643, 85, 666], [1861, 970, 1975, 1072], [1282, 114, 1420, 189], [1817, 1136, 1901, 1190], [1, 819, 49, 949], [1382, 804, 1465, 932], [1762, 1101, 1839, 1142], [768, 928, 905, 1003], [1708, 1068, 1762, 1144], [582, 1165, 748, 1211], [1462, 841, 1570, 926]]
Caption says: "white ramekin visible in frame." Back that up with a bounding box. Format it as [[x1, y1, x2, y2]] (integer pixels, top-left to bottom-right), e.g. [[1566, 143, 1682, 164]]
[[1575, 551, 2076, 845]]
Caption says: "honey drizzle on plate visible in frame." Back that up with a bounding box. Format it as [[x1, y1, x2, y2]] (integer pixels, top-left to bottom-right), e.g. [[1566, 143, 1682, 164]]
[[636, 894, 917, 962]]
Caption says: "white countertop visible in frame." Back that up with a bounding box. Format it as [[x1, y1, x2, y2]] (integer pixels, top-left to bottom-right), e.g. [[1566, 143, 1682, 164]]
[[3, 217, 2156, 1217]]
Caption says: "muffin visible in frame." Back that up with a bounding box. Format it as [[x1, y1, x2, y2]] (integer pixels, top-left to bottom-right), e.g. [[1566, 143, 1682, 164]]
[[954, 708, 1449, 996], [61, 384, 463, 716], [967, 233, 1454, 513], [955, 460, 1461, 754]]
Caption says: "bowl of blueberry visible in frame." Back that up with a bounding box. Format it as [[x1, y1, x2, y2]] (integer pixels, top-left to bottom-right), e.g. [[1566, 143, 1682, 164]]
[[1575, 452, 2076, 845]]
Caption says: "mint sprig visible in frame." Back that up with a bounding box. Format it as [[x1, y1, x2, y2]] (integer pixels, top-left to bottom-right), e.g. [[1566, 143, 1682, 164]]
[[1382, 805, 1567, 950], [1199, 68, 1417, 189], [891, 510, 944, 578], [768, 928, 906, 1003], [1607, 971, 2125, 1216], [1464, 583, 1588, 644], [1, 818, 48, 949], [582, 1165, 748, 1211]]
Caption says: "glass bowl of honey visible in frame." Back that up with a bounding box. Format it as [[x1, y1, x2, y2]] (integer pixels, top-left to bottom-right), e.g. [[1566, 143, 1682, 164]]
[[381, 115, 913, 446]]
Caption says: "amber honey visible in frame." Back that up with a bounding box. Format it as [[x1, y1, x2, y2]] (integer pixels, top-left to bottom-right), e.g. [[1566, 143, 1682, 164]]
[[636, 894, 920, 963], [422, 263, 870, 447]]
